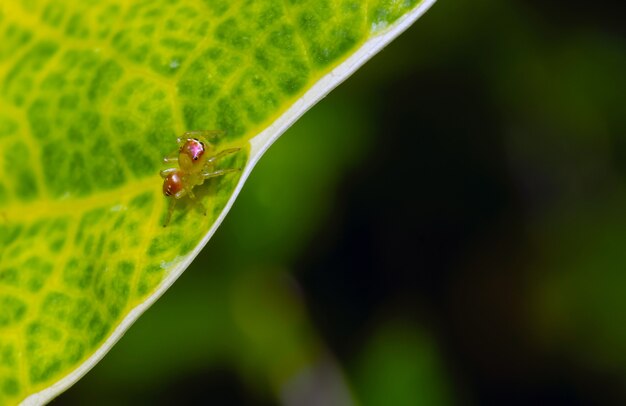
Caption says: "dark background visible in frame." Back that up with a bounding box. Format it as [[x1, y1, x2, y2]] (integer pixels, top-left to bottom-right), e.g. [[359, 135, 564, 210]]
[[57, 0, 626, 404]]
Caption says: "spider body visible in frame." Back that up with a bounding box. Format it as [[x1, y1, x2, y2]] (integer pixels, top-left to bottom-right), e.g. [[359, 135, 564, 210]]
[[162, 171, 183, 197], [160, 130, 240, 226]]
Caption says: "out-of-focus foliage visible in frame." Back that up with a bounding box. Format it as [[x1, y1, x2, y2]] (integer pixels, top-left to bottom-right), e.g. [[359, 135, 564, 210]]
[[355, 321, 453, 406], [59, 0, 626, 404]]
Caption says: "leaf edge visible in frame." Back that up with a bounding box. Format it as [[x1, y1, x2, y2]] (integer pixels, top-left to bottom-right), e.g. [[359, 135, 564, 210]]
[[20, 1, 437, 404]]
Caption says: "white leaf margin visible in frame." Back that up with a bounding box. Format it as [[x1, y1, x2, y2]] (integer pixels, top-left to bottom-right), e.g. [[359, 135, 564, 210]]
[[22, 1, 436, 404]]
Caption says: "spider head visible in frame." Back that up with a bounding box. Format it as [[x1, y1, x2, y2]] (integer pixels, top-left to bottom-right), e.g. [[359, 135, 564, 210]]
[[179, 138, 206, 169]]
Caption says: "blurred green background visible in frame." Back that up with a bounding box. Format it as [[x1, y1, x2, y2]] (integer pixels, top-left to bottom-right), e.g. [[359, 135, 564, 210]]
[[57, 0, 626, 404]]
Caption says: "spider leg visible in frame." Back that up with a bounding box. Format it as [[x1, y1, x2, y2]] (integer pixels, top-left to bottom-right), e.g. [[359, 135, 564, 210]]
[[174, 189, 187, 199], [163, 150, 179, 163], [163, 199, 176, 227], [183, 186, 206, 216], [206, 148, 241, 164], [159, 167, 178, 178], [163, 189, 187, 227], [201, 168, 241, 179], [183, 130, 225, 139], [185, 186, 196, 199]]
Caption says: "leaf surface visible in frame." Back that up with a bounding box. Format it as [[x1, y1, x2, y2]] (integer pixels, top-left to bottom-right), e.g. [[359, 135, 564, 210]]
[[0, 0, 435, 403]]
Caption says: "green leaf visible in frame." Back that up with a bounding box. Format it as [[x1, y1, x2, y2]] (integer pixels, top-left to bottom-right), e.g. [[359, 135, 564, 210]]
[[0, 0, 435, 404]]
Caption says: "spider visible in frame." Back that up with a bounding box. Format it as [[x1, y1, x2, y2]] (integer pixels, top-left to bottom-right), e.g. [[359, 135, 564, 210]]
[[160, 130, 240, 227]]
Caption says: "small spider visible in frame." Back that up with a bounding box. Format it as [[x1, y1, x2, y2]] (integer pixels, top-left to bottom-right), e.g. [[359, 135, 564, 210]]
[[160, 130, 240, 226]]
